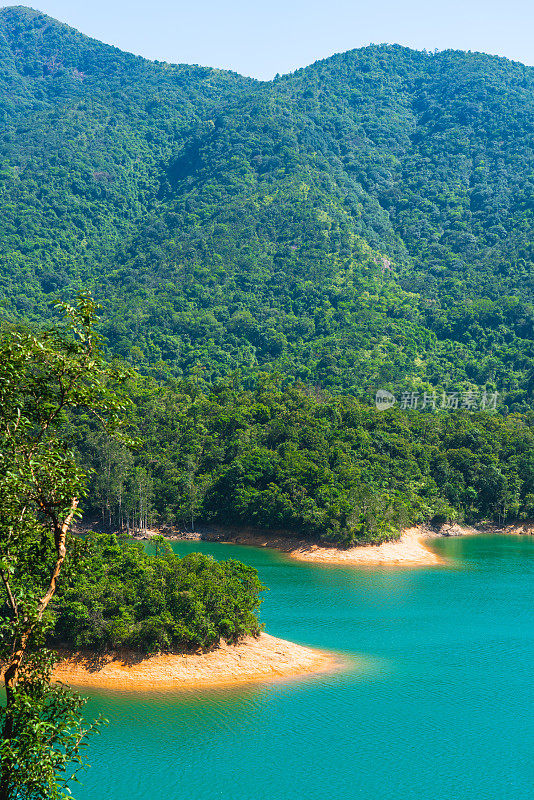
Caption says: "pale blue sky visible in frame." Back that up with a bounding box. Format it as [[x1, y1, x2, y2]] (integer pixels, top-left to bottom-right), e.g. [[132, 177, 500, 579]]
[[7, 0, 534, 79]]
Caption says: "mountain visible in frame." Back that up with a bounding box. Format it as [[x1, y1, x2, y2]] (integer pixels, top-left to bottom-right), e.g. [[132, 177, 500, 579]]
[[2, 6, 534, 409]]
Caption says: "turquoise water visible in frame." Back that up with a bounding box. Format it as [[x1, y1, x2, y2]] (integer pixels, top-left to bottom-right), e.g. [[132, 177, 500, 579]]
[[76, 536, 534, 800]]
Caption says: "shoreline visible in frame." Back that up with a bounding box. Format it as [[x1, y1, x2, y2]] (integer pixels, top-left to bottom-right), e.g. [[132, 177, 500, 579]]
[[50, 522, 534, 692], [192, 523, 482, 568], [168, 521, 533, 567], [289, 526, 449, 567], [80, 518, 534, 571], [51, 632, 343, 692]]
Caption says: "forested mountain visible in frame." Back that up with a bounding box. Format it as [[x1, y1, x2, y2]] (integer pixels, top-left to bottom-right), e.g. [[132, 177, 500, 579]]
[[2, 5, 534, 410]]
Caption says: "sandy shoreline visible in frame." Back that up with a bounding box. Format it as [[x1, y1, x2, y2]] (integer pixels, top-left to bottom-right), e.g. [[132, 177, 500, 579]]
[[46, 523, 533, 692], [194, 523, 482, 568], [99, 524, 457, 567], [288, 524, 487, 566], [113, 518, 533, 569], [289, 526, 448, 566], [51, 633, 342, 692]]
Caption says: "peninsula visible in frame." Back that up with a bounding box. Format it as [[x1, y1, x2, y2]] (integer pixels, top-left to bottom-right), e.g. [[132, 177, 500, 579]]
[[28, 530, 343, 693], [176, 524, 482, 568]]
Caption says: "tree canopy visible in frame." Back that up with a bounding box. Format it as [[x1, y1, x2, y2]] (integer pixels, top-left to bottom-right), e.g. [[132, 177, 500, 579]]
[[51, 533, 263, 654], [1, 8, 534, 410], [75, 376, 534, 544], [0, 294, 131, 798], [0, 298, 264, 798]]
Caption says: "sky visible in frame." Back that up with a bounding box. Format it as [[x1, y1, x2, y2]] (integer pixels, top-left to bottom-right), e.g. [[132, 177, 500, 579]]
[[7, 0, 534, 79]]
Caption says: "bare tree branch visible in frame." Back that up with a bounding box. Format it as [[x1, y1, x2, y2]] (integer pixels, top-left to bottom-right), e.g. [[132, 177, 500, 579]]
[[38, 497, 78, 617]]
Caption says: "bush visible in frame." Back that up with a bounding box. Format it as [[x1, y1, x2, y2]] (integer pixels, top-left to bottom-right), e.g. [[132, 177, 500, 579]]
[[50, 533, 264, 654]]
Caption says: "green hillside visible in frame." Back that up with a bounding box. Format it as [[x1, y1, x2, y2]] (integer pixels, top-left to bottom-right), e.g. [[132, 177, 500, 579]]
[[2, 6, 534, 410]]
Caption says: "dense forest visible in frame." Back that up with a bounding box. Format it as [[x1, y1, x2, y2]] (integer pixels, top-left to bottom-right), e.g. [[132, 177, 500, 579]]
[[2, 7, 534, 543], [75, 376, 534, 544], [1, 6, 534, 411]]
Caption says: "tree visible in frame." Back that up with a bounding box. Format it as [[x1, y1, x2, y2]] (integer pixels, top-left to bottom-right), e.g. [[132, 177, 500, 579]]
[[0, 295, 130, 799]]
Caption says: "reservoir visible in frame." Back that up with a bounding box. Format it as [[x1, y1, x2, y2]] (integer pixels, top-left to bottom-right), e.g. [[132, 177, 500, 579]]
[[76, 535, 534, 800]]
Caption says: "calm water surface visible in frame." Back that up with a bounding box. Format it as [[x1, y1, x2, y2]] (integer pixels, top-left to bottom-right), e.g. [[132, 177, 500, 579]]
[[77, 535, 534, 800]]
